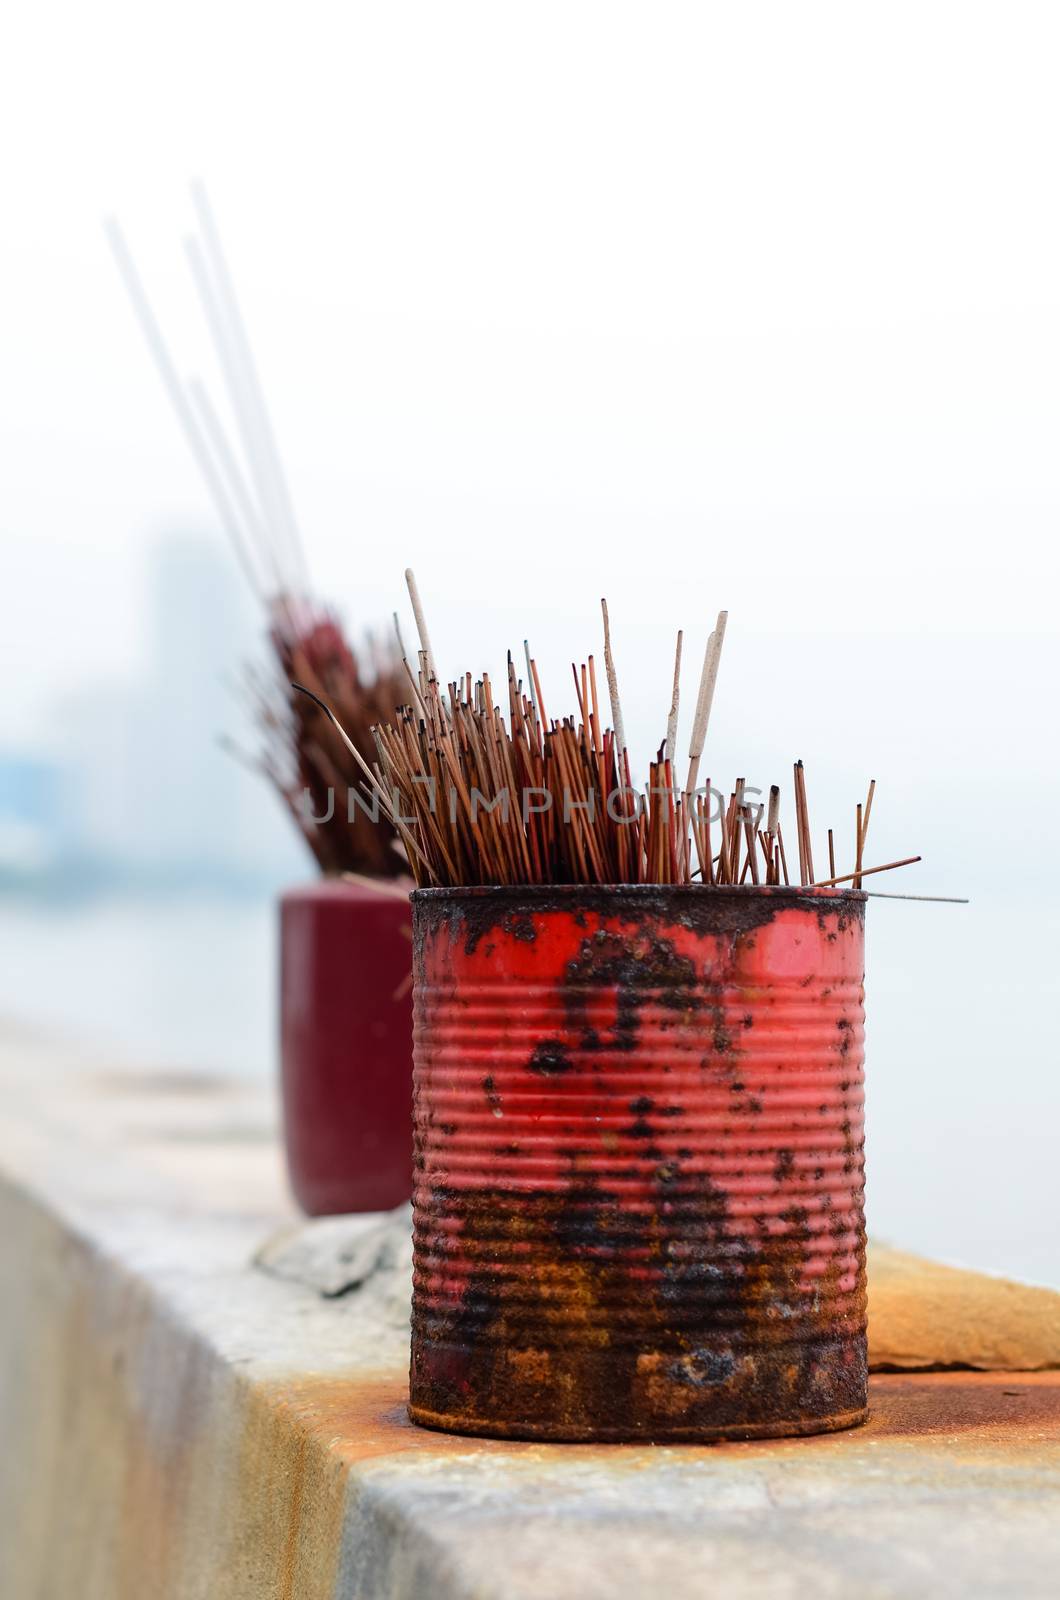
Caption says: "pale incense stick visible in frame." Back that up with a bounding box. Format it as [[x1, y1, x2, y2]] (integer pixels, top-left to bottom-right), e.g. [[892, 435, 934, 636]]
[[183, 234, 286, 587], [684, 610, 728, 798], [186, 377, 275, 590], [405, 568, 439, 686], [665, 628, 683, 761], [601, 598, 627, 761], [189, 180, 308, 591], [524, 640, 541, 725], [104, 218, 263, 598]]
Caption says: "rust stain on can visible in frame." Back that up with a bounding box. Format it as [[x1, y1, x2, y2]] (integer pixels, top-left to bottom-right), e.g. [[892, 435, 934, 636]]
[[409, 885, 868, 1443]]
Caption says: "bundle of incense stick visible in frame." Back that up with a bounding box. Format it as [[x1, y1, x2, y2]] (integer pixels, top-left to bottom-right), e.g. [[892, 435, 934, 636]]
[[107, 187, 407, 876], [300, 582, 921, 891], [243, 604, 407, 876]]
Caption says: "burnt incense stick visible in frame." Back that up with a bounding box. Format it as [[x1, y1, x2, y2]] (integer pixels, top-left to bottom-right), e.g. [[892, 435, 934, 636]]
[[857, 779, 875, 891], [291, 683, 434, 879], [360, 591, 940, 898], [862, 779, 876, 847], [794, 762, 807, 885], [814, 856, 922, 888], [797, 761, 815, 884]]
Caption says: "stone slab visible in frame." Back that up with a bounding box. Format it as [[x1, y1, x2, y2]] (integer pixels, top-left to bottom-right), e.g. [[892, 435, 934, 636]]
[[1, 1024, 1058, 1599]]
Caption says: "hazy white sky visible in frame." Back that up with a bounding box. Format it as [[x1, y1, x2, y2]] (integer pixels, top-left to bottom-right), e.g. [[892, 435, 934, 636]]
[[2, 2, 1058, 813]]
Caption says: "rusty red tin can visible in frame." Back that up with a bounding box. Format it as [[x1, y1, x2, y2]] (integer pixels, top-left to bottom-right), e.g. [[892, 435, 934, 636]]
[[408, 885, 867, 1442], [280, 880, 413, 1215]]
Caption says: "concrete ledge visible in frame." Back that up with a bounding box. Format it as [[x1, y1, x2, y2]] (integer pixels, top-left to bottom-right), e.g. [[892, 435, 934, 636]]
[[2, 1026, 1059, 1599]]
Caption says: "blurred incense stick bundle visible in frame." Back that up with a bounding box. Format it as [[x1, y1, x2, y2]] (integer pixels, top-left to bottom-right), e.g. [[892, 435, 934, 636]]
[[258, 605, 406, 875], [107, 186, 407, 877]]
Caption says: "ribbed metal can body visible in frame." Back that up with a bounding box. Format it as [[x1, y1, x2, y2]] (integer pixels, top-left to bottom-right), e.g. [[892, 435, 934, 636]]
[[409, 885, 867, 1443]]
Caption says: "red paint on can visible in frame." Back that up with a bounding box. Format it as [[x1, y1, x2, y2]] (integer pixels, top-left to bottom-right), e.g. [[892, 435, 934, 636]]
[[409, 885, 867, 1442], [280, 880, 413, 1214]]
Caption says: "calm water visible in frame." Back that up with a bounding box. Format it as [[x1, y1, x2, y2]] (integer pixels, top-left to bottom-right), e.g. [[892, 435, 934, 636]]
[[0, 890, 1057, 1289], [0, 895, 277, 1079]]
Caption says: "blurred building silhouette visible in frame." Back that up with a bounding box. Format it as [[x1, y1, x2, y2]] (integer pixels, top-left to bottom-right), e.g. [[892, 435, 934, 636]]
[[0, 756, 62, 873], [2, 531, 303, 896]]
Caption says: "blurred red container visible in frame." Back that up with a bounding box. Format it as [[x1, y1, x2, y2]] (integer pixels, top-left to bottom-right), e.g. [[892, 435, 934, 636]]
[[409, 884, 867, 1442], [280, 880, 413, 1215]]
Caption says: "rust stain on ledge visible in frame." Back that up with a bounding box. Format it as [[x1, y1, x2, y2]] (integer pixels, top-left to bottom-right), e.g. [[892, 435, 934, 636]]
[[267, 1370, 1060, 1472]]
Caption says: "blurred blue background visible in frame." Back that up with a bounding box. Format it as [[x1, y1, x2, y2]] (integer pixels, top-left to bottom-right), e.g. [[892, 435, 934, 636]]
[[0, 532, 301, 1075]]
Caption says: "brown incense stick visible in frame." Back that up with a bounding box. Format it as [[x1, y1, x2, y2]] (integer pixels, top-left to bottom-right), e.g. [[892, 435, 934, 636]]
[[364, 592, 929, 896], [291, 683, 434, 879], [814, 856, 921, 888]]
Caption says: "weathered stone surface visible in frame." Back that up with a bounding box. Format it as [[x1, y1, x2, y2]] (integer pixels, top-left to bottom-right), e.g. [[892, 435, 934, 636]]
[[256, 1205, 413, 1302], [867, 1242, 1060, 1371], [2, 1025, 1059, 1599]]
